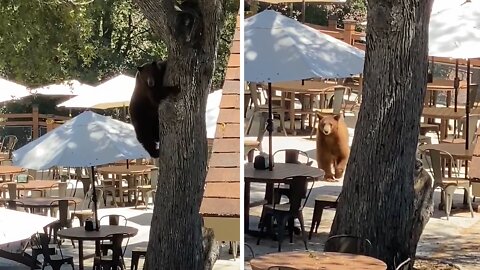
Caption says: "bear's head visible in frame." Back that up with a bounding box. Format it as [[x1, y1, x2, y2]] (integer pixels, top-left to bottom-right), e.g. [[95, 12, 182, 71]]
[[317, 113, 343, 136], [136, 61, 166, 88]]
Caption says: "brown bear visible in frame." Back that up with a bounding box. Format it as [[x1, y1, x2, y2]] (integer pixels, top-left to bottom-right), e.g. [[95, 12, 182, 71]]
[[316, 113, 350, 181], [129, 61, 180, 158]]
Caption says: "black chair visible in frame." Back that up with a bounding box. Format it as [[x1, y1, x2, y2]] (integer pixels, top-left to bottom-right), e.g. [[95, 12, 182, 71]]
[[29, 233, 56, 264], [324, 234, 373, 256], [395, 257, 411, 270], [99, 214, 128, 256], [257, 176, 314, 252], [131, 248, 147, 270], [272, 149, 312, 204], [31, 233, 74, 270], [93, 233, 129, 270]]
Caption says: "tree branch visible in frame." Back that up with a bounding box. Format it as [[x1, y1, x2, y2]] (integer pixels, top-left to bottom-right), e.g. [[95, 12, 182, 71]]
[[132, 0, 177, 47]]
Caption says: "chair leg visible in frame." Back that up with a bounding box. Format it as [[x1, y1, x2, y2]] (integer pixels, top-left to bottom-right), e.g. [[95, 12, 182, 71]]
[[467, 186, 475, 218], [309, 201, 323, 240], [298, 212, 308, 250], [246, 113, 255, 135], [279, 112, 288, 136], [310, 114, 318, 139], [288, 217, 294, 243], [276, 215, 288, 252]]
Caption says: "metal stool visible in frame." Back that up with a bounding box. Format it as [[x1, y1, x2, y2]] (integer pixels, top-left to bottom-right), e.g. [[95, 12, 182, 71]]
[[309, 194, 338, 240], [131, 248, 147, 270]]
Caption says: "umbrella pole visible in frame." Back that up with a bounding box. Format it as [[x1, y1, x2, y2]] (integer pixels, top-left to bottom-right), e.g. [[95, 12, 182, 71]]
[[466, 59, 471, 150], [454, 60, 459, 112], [90, 166, 99, 231], [267, 82, 273, 171], [302, 0, 306, 23]]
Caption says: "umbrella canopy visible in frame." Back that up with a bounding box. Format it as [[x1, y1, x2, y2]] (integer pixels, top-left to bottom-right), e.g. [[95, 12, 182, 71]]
[[12, 110, 150, 170], [244, 10, 365, 83], [259, 0, 346, 3], [30, 80, 95, 96], [429, 0, 480, 59], [57, 75, 135, 109], [0, 78, 31, 102]]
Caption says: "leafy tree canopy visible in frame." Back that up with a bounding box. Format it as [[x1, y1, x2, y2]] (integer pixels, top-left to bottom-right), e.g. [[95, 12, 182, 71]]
[[246, 0, 366, 28], [0, 0, 237, 89]]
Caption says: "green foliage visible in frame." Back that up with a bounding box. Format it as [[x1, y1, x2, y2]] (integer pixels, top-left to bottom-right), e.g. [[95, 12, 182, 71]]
[[0, 0, 236, 95], [254, 0, 366, 27]]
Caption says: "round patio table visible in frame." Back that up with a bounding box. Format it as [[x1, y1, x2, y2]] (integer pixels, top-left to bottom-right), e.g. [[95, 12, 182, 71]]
[[418, 143, 473, 160], [58, 225, 138, 270], [250, 251, 387, 270], [0, 166, 25, 181], [244, 163, 324, 233], [13, 196, 82, 209]]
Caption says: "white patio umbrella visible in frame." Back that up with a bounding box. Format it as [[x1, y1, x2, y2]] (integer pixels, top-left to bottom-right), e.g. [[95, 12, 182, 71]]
[[57, 75, 135, 109], [429, 0, 480, 149], [12, 110, 150, 230], [0, 78, 31, 102], [245, 10, 364, 168], [29, 80, 95, 96]]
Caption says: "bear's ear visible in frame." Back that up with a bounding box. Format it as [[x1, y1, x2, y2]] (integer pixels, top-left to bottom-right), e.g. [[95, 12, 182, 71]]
[[333, 114, 342, 121], [155, 61, 166, 71], [137, 66, 143, 72], [316, 113, 324, 121]]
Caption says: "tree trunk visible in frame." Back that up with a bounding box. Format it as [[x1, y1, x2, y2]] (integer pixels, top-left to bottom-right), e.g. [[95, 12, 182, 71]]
[[133, 1, 226, 269], [329, 1, 434, 269]]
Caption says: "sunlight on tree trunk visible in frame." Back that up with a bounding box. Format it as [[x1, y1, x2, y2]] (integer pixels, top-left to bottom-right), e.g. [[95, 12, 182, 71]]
[[329, 0, 434, 269], [133, 0, 226, 269]]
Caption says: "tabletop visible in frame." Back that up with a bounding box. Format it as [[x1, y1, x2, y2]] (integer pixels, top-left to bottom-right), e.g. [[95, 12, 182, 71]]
[[250, 251, 387, 270], [97, 165, 156, 174], [422, 107, 480, 120], [58, 225, 138, 241], [2, 180, 59, 190], [13, 197, 82, 208], [418, 143, 474, 160], [0, 166, 25, 176], [244, 163, 324, 183], [271, 80, 342, 94]]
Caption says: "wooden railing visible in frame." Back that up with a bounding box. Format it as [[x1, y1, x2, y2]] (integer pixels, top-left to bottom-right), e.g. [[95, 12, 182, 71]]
[[0, 105, 69, 139]]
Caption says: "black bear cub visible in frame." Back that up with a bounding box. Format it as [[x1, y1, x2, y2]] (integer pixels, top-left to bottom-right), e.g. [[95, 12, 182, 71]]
[[129, 61, 180, 158]]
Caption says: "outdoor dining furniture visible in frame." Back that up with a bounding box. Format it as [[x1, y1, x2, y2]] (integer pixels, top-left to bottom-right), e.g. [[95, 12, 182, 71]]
[[257, 176, 314, 252], [97, 164, 156, 206], [324, 234, 373, 256], [421, 148, 474, 219], [422, 106, 480, 140], [249, 251, 387, 270], [135, 167, 159, 209], [31, 233, 75, 270], [244, 163, 324, 234], [57, 225, 138, 270], [0, 208, 56, 269], [418, 143, 474, 177], [309, 194, 339, 240], [12, 196, 81, 214], [0, 165, 25, 181]]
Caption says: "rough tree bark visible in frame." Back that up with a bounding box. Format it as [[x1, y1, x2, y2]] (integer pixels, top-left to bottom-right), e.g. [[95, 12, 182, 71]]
[[133, 1, 226, 269], [329, 1, 434, 269]]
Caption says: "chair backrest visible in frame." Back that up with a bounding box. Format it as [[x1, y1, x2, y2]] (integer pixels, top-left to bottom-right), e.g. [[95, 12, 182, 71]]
[[81, 188, 103, 210], [5, 183, 17, 200], [331, 87, 346, 114], [458, 114, 480, 146], [324, 234, 373, 256], [274, 176, 314, 213], [422, 148, 458, 188], [33, 233, 57, 262], [100, 214, 128, 226], [395, 257, 411, 270], [105, 233, 130, 259], [273, 149, 312, 166]]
